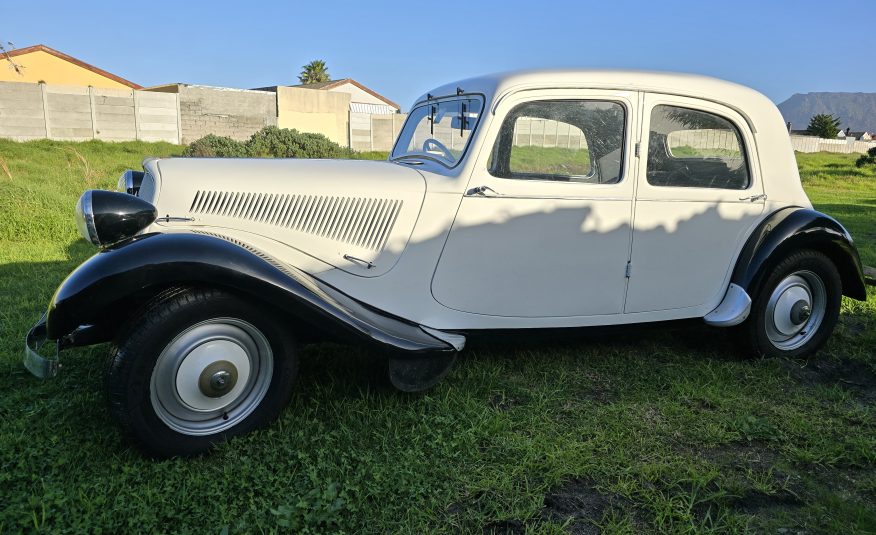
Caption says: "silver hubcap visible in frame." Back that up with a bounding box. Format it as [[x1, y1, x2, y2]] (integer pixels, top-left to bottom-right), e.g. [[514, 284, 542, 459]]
[[150, 318, 273, 436], [764, 270, 826, 351]]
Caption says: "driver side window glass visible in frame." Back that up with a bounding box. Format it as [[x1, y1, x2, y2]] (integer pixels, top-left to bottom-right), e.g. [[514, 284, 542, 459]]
[[489, 100, 626, 184]]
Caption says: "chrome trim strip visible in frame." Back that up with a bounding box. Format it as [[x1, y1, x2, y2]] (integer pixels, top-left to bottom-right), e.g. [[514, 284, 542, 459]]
[[420, 326, 466, 351], [81, 190, 98, 245]]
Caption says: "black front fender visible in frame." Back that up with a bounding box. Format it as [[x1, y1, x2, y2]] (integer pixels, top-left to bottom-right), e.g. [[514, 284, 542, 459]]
[[46, 232, 455, 355], [732, 207, 867, 301]]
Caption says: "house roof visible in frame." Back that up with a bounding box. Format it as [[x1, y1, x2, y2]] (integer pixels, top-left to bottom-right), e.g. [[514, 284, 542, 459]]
[[291, 78, 399, 109], [2, 44, 142, 89]]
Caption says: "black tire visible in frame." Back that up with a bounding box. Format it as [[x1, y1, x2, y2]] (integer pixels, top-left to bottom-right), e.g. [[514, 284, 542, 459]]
[[106, 288, 297, 458], [736, 249, 842, 359]]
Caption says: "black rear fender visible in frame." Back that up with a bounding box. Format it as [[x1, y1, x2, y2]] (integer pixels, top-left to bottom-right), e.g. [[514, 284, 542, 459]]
[[732, 207, 867, 301]]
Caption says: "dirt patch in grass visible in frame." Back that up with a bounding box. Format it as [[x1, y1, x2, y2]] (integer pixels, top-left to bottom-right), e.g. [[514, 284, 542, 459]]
[[730, 488, 804, 514], [779, 357, 876, 403], [697, 441, 781, 469], [482, 519, 526, 534], [539, 478, 625, 534]]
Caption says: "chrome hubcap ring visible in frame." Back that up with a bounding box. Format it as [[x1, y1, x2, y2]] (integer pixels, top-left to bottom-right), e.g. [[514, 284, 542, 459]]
[[150, 318, 273, 436], [764, 270, 826, 351]]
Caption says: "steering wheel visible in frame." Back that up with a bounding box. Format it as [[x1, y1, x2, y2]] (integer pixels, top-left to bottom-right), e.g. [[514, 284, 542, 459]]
[[423, 139, 453, 161]]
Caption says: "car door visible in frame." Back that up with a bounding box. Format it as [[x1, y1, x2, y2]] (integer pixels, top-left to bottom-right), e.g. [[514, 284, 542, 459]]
[[624, 93, 765, 314], [431, 90, 638, 318]]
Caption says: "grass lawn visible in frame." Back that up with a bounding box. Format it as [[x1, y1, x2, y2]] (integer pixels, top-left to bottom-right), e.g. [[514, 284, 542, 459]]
[[0, 141, 874, 533]]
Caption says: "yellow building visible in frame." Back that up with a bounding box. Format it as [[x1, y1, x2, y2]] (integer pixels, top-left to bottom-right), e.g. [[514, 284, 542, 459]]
[[0, 44, 141, 89]]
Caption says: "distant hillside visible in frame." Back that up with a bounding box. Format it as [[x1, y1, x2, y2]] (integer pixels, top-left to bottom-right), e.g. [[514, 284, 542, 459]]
[[778, 92, 876, 133]]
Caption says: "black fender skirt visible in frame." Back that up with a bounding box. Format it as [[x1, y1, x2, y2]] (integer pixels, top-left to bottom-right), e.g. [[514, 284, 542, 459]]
[[731, 207, 867, 301], [45, 232, 456, 355]]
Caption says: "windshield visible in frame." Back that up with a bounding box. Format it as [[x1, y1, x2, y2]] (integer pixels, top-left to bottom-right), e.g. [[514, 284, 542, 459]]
[[391, 96, 484, 166]]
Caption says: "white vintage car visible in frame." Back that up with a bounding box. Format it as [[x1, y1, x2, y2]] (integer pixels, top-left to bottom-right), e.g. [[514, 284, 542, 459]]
[[25, 70, 866, 456]]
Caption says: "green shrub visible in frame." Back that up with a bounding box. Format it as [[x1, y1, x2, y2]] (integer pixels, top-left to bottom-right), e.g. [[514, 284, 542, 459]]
[[182, 134, 248, 157], [245, 126, 353, 159], [855, 146, 876, 168]]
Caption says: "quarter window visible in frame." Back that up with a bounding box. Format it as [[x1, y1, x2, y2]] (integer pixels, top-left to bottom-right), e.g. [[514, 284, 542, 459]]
[[646, 105, 750, 189], [490, 100, 626, 184]]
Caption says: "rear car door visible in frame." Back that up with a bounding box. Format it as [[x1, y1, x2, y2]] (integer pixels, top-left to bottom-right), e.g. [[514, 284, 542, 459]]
[[625, 93, 765, 314]]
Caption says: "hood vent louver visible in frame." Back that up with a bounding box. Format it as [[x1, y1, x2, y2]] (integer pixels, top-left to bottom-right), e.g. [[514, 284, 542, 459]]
[[189, 190, 403, 252]]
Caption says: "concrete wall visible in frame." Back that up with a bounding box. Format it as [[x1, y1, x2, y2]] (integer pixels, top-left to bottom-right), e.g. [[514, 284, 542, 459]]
[[790, 134, 875, 154], [0, 81, 179, 142], [275, 86, 350, 146], [350, 111, 406, 152], [0, 81, 408, 150], [152, 85, 277, 144]]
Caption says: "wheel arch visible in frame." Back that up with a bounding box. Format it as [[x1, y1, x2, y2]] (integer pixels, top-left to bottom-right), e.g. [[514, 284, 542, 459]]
[[732, 207, 867, 301]]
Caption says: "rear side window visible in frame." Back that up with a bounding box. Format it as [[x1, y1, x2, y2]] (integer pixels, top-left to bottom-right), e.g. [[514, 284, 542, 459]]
[[489, 100, 626, 184], [646, 105, 750, 190]]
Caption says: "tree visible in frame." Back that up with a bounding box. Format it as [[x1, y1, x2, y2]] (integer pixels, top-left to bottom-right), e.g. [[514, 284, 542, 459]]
[[1, 41, 25, 76], [806, 113, 841, 139], [298, 60, 330, 85]]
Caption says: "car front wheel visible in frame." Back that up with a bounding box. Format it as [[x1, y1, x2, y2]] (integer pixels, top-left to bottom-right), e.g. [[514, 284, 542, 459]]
[[738, 249, 842, 359], [106, 288, 297, 457]]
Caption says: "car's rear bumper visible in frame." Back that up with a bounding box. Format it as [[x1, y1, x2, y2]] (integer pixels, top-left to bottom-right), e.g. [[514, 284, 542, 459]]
[[24, 314, 59, 379]]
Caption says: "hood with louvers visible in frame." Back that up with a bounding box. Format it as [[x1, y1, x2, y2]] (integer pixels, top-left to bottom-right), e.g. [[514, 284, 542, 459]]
[[146, 158, 426, 277]]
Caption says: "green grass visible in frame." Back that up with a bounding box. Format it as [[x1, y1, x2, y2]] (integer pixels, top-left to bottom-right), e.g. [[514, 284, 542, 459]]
[[0, 141, 874, 533], [509, 145, 592, 176], [796, 152, 876, 266]]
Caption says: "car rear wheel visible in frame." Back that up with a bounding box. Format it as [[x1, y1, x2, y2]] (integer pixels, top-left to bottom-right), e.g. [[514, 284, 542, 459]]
[[737, 250, 842, 359], [106, 288, 297, 457]]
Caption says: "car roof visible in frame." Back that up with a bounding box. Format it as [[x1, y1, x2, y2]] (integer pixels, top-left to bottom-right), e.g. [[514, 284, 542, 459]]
[[413, 69, 807, 205], [416, 69, 773, 126]]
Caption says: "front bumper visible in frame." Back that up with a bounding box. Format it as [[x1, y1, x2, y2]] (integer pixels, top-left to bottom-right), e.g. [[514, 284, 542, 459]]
[[24, 314, 59, 379]]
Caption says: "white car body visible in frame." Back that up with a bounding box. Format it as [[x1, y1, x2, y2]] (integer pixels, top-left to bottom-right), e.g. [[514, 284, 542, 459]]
[[27, 69, 866, 456], [143, 70, 809, 331]]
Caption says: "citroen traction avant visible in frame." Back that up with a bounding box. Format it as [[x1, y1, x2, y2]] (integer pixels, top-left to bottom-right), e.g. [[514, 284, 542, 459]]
[[25, 70, 866, 456]]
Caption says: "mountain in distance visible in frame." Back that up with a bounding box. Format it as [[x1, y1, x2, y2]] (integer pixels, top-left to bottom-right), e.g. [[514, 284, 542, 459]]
[[777, 92, 876, 132]]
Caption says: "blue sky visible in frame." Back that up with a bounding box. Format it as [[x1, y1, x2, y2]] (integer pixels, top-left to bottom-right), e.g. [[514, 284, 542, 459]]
[[4, 0, 873, 110]]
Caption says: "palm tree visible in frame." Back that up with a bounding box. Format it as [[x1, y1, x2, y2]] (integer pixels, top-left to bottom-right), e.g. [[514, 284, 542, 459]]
[[298, 60, 330, 85]]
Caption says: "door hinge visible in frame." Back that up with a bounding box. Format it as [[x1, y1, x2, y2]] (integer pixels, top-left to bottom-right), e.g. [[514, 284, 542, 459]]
[[625, 262, 632, 278], [634, 142, 641, 158]]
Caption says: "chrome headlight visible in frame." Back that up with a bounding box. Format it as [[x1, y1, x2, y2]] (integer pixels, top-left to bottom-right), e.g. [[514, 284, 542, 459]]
[[75, 190, 158, 247], [117, 170, 145, 196]]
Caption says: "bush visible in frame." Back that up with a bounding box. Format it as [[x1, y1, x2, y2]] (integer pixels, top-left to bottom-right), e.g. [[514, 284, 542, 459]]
[[245, 126, 353, 159], [855, 146, 876, 168], [182, 134, 248, 157], [184, 127, 356, 159]]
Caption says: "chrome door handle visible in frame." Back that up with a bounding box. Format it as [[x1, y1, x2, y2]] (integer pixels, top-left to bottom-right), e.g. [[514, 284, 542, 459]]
[[343, 254, 375, 269], [465, 185, 500, 197]]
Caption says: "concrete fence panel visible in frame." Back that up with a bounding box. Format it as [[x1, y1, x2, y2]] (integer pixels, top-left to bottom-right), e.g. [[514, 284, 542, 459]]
[[0, 82, 46, 140], [0, 81, 181, 143], [791, 134, 875, 154], [92, 87, 136, 141], [350, 112, 406, 152]]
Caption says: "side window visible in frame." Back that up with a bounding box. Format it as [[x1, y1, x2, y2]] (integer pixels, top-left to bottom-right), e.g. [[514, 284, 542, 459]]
[[646, 105, 750, 189], [489, 100, 626, 184]]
